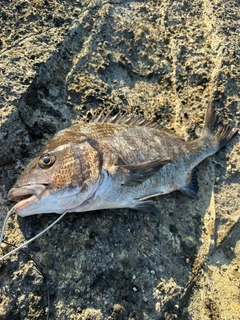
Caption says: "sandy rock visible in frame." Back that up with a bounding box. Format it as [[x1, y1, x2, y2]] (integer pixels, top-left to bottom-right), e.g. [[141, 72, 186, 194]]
[[0, 0, 239, 319]]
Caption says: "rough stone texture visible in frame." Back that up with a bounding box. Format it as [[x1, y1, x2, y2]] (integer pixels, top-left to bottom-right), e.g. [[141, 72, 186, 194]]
[[0, 0, 239, 319]]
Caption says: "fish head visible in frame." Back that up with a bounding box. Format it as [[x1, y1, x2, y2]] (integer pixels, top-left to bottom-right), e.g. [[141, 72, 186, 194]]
[[8, 134, 103, 217]]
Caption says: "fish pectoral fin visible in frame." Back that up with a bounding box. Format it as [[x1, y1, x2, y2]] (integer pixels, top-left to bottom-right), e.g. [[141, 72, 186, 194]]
[[132, 200, 159, 213], [180, 171, 199, 199], [120, 157, 171, 186]]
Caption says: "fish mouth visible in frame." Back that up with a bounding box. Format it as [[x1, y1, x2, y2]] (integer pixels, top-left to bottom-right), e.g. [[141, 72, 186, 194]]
[[8, 185, 47, 210]]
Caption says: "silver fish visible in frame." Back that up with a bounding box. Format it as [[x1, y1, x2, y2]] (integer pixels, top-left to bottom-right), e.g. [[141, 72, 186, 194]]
[[8, 104, 238, 217]]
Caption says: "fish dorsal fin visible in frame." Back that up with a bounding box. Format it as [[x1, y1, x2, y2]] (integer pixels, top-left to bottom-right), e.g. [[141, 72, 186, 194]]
[[91, 110, 162, 129]]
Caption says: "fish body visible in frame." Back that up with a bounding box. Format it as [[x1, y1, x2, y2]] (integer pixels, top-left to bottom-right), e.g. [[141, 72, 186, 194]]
[[8, 104, 238, 217]]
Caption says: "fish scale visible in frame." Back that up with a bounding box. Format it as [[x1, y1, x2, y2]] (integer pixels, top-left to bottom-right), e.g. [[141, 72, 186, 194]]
[[54, 148, 75, 188], [7, 103, 238, 216]]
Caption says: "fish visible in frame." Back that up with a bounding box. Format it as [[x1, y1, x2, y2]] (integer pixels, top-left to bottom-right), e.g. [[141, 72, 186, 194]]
[[8, 103, 238, 217]]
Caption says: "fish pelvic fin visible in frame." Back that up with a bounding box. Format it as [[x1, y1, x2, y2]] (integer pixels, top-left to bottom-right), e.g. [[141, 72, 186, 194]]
[[132, 200, 159, 213], [202, 103, 238, 149]]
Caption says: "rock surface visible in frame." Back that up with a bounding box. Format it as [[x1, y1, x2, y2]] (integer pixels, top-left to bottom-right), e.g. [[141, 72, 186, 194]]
[[0, 0, 239, 319]]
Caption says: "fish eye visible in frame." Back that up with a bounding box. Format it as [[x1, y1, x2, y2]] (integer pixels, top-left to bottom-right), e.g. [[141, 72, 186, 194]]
[[38, 154, 56, 168]]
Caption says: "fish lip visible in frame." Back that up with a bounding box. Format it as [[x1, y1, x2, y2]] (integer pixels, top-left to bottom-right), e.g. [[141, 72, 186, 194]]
[[8, 184, 46, 203]]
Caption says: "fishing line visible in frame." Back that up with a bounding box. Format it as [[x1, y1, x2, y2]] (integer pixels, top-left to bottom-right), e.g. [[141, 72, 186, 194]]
[[0, 209, 68, 261], [0, 205, 16, 249]]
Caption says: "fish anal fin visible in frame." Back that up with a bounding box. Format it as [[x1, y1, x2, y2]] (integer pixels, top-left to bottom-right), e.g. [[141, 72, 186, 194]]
[[132, 200, 159, 213], [121, 157, 171, 186], [180, 171, 199, 199]]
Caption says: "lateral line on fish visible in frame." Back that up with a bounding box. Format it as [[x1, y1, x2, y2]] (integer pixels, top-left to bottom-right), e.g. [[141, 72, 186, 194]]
[[0, 209, 68, 261]]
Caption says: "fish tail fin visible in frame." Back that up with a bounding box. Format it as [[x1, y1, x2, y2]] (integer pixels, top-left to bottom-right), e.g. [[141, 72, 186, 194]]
[[201, 103, 238, 149]]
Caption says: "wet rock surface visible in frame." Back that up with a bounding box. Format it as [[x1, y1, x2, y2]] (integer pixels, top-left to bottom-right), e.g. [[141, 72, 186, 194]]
[[0, 0, 239, 319]]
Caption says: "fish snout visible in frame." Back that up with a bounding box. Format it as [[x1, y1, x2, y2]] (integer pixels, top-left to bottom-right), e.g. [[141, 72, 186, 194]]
[[8, 185, 46, 202]]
